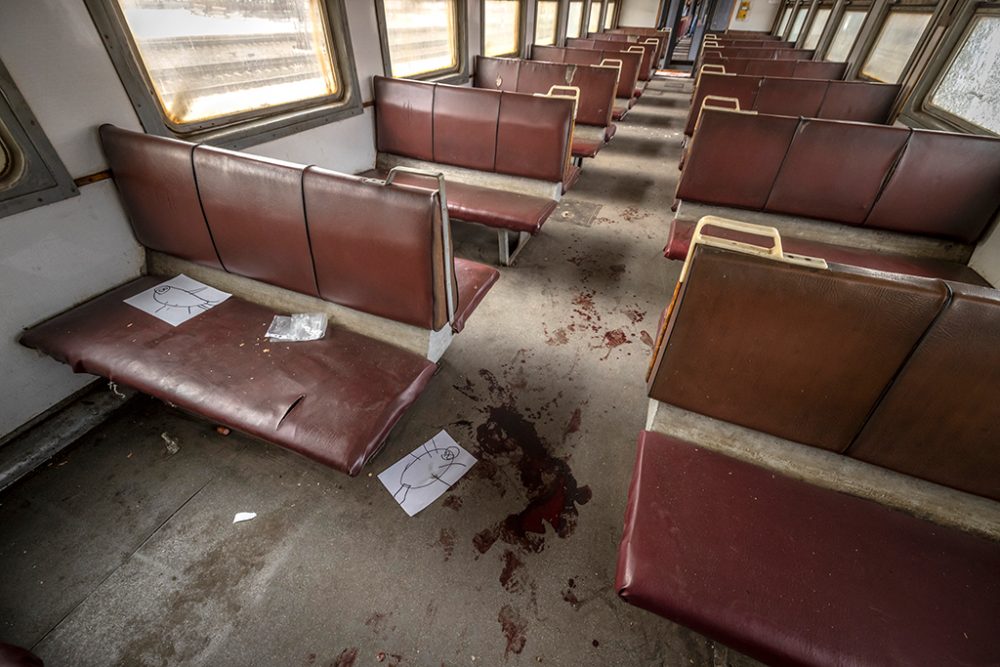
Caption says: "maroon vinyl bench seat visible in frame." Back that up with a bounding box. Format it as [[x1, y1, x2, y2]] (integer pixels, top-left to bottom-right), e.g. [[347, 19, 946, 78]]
[[366, 169, 556, 235], [616, 430, 1000, 667], [19, 125, 499, 476], [664, 218, 991, 286], [21, 278, 437, 477], [531, 45, 643, 120], [474, 56, 619, 162], [671, 110, 1000, 277], [374, 76, 575, 265]]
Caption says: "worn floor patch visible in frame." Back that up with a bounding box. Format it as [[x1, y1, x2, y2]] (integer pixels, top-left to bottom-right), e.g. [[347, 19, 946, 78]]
[[551, 198, 603, 228]]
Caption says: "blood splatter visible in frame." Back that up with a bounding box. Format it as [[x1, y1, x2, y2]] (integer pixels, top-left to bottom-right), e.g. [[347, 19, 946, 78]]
[[442, 495, 463, 511], [499, 550, 525, 592], [639, 330, 654, 348], [498, 605, 527, 657], [332, 648, 357, 667], [438, 528, 456, 561]]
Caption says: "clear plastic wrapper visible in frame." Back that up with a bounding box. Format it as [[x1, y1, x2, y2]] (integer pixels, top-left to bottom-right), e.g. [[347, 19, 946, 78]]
[[265, 313, 328, 342]]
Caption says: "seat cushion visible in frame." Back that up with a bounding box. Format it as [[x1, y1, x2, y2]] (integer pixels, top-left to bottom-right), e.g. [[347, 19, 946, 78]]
[[572, 137, 603, 158], [664, 219, 991, 287], [604, 123, 618, 142], [453, 258, 500, 333], [616, 430, 1000, 667], [633, 87, 644, 98], [612, 104, 629, 120], [20, 277, 437, 477], [367, 170, 556, 234]]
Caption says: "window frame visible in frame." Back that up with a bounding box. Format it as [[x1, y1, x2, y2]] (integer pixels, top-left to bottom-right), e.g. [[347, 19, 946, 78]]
[[801, 3, 835, 49], [820, 1, 870, 60], [604, 0, 617, 29], [534, 0, 562, 45], [588, 0, 605, 34], [0, 58, 78, 220], [376, 0, 470, 83], [854, 1, 939, 83], [566, 0, 587, 38], [900, 1, 1000, 135], [86, 0, 363, 150], [482, 0, 526, 57], [787, 3, 811, 41]]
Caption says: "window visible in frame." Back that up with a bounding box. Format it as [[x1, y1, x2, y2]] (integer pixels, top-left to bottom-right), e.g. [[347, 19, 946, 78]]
[[776, 6, 793, 35], [535, 0, 559, 44], [567, 0, 585, 38], [87, 0, 362, 147], [0, 59, 77, 218], [927, 14, 1000, 134], [861, 9, 932, 82], [589, 0, 602, 33], [383, 0, 462, 77], [604, 1, 616, 29], [803, 7, 832, 49], [484, 0, 522, 55], [112, 0, 339, 126], [825, 9, 866, 61], [788, 6, 809, 41]]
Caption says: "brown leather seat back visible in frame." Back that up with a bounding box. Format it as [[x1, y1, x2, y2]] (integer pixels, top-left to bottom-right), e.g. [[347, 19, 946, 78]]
[[765, 119, 910, 224], [193, 145, 318, 296], [374, 77, 434, 161], [303, 167, 452, 330], [648, 245, 949, 452], [754, 77, 827, 117], [848, 283, 1000, 501], [473, 55, 519, 91], [571, 64, 617, 126], [793, 60, 847, 80], [495, 92, 573, 182], [374, 76, 573, 184], [531, 44, 569, 63], [432, 85, 501, 172], [687, 73, 761, 135], [743, 59, 796, 77], [560, 42, 648, 88], [864, 130, 1000, 243], [99, 125, 222, 270], [678, 111, 799, 210], [515, 60, 574, 97], [817, 80, 899, 123]]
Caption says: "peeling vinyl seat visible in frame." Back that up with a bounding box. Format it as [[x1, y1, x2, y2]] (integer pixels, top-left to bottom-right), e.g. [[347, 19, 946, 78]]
[[20, 277, 437, 477], [572, 137, 603, 159], [664, 219, 992, 287], [453, 258, 500, 333], [369, 170, 556, 235], [616, 430, 1000, 667]]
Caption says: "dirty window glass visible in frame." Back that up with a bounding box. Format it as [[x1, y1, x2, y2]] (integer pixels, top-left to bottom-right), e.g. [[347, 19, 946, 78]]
[[777, 6, 792, 35], [788, 7, 808, 40], [803, 8, 831, 49], [114, 0, 340, 126], [484, 0, 521, 55], [589, 0, 602, 33], [384, 0, 461, 77], [861, 10, 932, 82], [535, 0, 559, 44], [825, 9, 866, 61], [928, 15, 1000, 134], [605, 1, 616, 29], [567, 0, 584, 38]]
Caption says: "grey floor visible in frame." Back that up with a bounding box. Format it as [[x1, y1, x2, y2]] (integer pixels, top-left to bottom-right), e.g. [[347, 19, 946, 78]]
[[0, 79, 761, 666]]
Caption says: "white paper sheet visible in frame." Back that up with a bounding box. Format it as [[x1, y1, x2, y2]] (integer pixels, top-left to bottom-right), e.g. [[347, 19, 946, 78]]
[[378, 430, 476, 516], [124, 274, 230, 326]]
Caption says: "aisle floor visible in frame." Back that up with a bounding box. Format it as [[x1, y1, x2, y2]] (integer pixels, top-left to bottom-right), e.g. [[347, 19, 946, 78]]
[[0, 78, 761, 667]]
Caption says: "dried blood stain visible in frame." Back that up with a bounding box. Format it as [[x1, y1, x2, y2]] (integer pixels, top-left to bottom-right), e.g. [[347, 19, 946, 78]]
[[498, 605, 528, 657]]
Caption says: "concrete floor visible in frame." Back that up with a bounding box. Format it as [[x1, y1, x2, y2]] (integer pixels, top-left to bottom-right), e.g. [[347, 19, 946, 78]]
[[0, 79, 761, 666]]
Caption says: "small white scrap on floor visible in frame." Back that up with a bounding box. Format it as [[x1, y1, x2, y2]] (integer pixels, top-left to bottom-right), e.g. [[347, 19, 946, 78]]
[[378, 430, 476, 516], [124, 274, 230, 326], [232, 512, 257, 524]]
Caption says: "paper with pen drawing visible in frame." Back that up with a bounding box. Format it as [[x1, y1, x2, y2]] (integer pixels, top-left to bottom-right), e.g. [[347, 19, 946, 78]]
[[124, 274, 230, 326], [378, 430, 476, 516]]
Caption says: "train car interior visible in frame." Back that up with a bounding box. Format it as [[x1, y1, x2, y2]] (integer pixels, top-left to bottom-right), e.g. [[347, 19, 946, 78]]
[[0, 0, 998, 664]]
